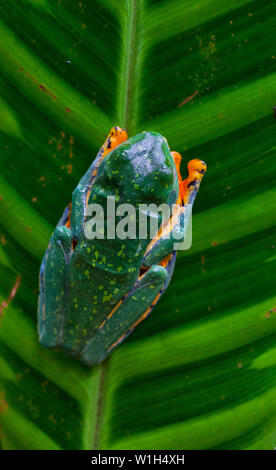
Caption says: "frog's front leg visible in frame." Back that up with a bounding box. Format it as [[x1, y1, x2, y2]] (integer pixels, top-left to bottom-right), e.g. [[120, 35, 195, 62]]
[[71, 126, 128, 240], [143, 154, 206, 267], [38, 226, 72, 348], [79, 259, 175, 366]]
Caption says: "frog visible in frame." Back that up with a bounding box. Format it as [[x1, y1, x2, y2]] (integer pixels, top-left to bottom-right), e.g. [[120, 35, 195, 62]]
[[38, 127, 206, 366]]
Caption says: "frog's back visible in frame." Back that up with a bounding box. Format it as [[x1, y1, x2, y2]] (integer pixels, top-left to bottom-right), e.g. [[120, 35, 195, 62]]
[[62, 237, 144, 354]]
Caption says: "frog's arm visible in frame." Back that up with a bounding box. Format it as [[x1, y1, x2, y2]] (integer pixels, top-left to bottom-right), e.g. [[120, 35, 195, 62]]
[[38, 226, 72, 348], [71, 127, 128, 240], [142, 155, 206, 267], [79, 255, 176, 366]]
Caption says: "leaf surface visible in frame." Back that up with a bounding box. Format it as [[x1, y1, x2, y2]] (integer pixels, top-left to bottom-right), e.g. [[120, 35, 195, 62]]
[[0, 0, 276, 450]]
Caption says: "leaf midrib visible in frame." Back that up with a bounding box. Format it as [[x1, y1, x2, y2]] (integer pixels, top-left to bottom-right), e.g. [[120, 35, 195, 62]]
[[92, 0, 143, 450], [118, 0, 142, 134]]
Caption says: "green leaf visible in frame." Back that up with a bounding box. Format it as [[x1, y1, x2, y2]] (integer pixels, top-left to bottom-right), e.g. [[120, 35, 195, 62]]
[[0, 0, 276, 450]]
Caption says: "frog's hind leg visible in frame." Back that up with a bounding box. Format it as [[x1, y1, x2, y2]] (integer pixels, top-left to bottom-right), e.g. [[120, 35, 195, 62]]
[[79, 256, 176, 366], [142, 154, 206, 267], [171, 151, 206, 205], [38, 226, 72, 349], [71, 127, 128, 240]]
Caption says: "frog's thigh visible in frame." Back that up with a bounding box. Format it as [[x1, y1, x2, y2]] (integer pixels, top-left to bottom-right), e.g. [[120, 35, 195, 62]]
[[143, 217, 185, 267], [38, 226, 72, 349], [80, 264, 169, 366]]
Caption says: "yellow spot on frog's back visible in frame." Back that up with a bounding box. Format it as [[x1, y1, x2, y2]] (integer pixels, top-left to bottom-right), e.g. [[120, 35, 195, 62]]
[[103, 293, 112, 303]]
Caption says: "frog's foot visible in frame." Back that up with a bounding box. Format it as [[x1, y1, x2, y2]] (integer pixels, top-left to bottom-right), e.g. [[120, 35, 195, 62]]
[[181, 159, 206, 205], [79, 258, 175, 366], [171, 152, 206, 205], [100, 126, 128, 158], [88, 127, 128, 189], [142, 154, 206, 267], [38, 226, 72, 349], [88, 126, 128, 197], [90, 127, 129, 185]]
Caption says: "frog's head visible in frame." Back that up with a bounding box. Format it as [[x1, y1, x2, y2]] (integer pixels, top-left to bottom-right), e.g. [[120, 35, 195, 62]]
[[93, 132, 179, 208]]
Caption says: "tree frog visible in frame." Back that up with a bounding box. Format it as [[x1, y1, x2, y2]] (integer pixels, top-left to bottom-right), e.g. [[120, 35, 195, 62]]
[[38, 127, 206, 366]]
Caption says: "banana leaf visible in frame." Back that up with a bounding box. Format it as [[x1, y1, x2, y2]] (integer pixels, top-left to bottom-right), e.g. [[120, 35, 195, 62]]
[[0, 0, 276, 450]]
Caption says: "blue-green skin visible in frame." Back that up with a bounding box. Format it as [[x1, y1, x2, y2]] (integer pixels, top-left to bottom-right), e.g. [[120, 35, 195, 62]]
[[38, 132, 194, 366]]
